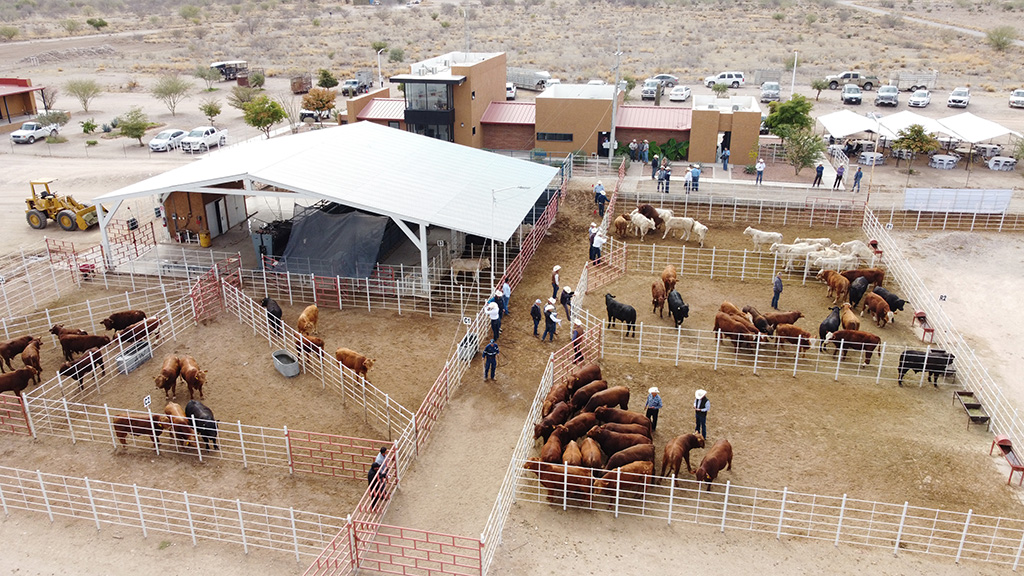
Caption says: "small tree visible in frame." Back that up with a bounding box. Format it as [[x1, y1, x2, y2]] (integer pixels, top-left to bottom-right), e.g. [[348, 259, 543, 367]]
[[301, 88, 337, 122], [248, 70, 266, 89], [151, 74, 193, 116], [765, 94, 814, 141], [277, 97, 302, 134], [371, 40, 388, 52], [891, 124, 940, 186], [36, 110, 70, 127], [59, 19, 80, 34], [811, 79, 829, 101], [65, 78, 103, 112], [195, 65, 222, 91], [86, 18, 108, 31], [40, 87, 59, 111], [986, 26, 1018, 51], [0, 26, 19, 41], [199, 98, 222, 124], [242, 95, 286, 139], [783, 128, 827, 175], [1010, 138, 1024, 162], [317, 69, 338, 88], [388, 48, 405, 63], [711, 82, 730, 98], [179, 5, 201, 21], [227, 86, 260, 110], [118, 106, 150, 146]]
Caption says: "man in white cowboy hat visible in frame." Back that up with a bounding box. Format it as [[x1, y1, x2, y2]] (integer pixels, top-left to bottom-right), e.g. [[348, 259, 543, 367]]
[[694, 389, 709, 438], [588, 223, 599, 261], [560, 285, 573, 320], [488, 288, 505, 319], [551, 265, 561, 300], [755, 157, 766, 185], [542, 302, 560, 342], [645, 386, 663, 432], [485, 299, 501, 341], [591, 232, 606, 265], [571, 319, 585, 363]]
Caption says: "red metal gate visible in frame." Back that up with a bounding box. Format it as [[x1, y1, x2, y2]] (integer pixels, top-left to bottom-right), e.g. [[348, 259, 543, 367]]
[[190, 268, 222, 322], [586, 244, 627, 293], [0, 394, 30, 436]]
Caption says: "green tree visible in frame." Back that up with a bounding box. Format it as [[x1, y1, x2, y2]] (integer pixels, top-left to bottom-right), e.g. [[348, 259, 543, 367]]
[[248, 70, 266, 89], [371, 40, 388, 52], [36, 110, 70, 127], [388, 48, 405, 63], [151, 74, 193, 116], [118, 106, 150, 146], [80, 118, 97, 134], [765, 94, 814, 141], [64, 78, 103, 112], [301, 88, 337, 123], [317, 68, 338, 88], [195, 65, 222, 91], [179, 5, 201, 21], [59, 19, 80, 34], [1010, 138, 1024, 162], [783, 128, 827, 175], [811, 79, 829, 101], [227, 85, 261, 110], [86, 18, 108, 31], [891, 124, 940, 186], [0, 26, 19, 41], [242, 95, 286, 139], [711, 82, 730, 98], [986, 26, 1018, 51], [199, 98, 222, 124]]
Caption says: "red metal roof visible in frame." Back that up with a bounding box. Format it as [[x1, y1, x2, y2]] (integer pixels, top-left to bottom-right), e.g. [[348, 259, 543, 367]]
[[616, 105, 692, 131], [481, 102, 536, 125], [356, 98, 406, 121]]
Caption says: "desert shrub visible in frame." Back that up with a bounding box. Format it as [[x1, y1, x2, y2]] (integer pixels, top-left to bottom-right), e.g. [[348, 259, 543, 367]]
[[440, 20, 450, 28], [986, 26, 1018, 51], [317, 68, 339, 88], [86, 18, 108, 30], [180, 5, 201, 20], [772, 12, 785, 20], [249, 70, 266, 89], [86, 140, 98, 146], [389, 48, 405, 62], [46, 135, 68, 144], [878, 13, 903, 28], [0, 25, 18, 40], [102, 124, 111, 133], [80, 118, 97, 134], [59, 19, 80, 34]]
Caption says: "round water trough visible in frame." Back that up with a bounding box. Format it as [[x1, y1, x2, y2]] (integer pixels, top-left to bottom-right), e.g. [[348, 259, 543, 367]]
[[273, 349, 300, 378]]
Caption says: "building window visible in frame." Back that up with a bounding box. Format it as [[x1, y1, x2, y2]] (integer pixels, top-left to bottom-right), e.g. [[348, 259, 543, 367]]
[[472, 126, 476, 135], [537, 132, 573, 142], [388, 121, 400, 129], [409, 123, 452, 142], [404, 82, 452, 111]]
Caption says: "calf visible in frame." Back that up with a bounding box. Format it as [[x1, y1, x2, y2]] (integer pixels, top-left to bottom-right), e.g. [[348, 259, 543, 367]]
[[817, 307, 842, 352], [594, 406, 652, 432], [661, 433, 705, 476], [661, 265, 677, 293], [49, 324, 87, 338], [601, 422, 651, 438], [20, 338, 42, 383], [58, 347, 105, 391], [534, 401, 570, 441], [450, 257, 490, 284], [153, 355, 182, 401], [651, 281, 667, 317], [763, 310, 804, 327], [335, 348, 375, 379], [112, 413, 168, 449], [260, 297, 284, 336], [861, 292, 894, 328], [594, 461, 654, 498], [816, 269, 850, 304], [541, 382, 569, 417], [713, 312, 757, 348], [662, 216, 694, 240], [794, 237, 833, 248], [655, 207, 674, 222], [690, 221, 709, 248], [775, 324, 812, 356], [605, 293, 637, 337], [743, 226, 783, 251], [582, 385, 630, 413], [872, 286, 908, 316], [825, 330, 882, 365], [100, 310, 147, 333], [540, 431, 564, 464], [579, 437, 603, 468], [0, 367, 38, 397], [629, 212, 656, 241], [637, 204, 664, 229], [116, 318, 160, 344], [59, 334, 111, 362], [179, 355, 207, 400], [839, 303, 860, 331], [586, 425, 652, 455], [297, 304, 319, 336], [164, 401, 198, 449], [667, 290, 689, 328], [848, 276, 871, 309], [694, 438, 733, 490], [570, 380, 608, 412], [523, 459, 592, 503], [613, 215, 628, 238], [185, 400, 219, 451], [719, 301, 743, 317], [567, 363, 601, 393], [1, 336, 35, 372], [897, 349, 955, 387], [554, 412, 598, 442]]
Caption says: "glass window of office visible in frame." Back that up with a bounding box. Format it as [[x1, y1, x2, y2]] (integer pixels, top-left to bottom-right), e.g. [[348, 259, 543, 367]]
[[409, 123, 451, 142], [405, 83, 452, 111]]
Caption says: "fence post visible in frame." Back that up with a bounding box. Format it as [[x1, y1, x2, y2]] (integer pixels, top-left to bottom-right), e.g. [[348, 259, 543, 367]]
[[289, 507, 300, 563], [0, 477, 6, 517], [792, 336, 801, 376], [710, 247, 716, 280], [104, 404, 117, 447], [191, 415, 203, 463], [955, 509, 972, 564], [637, 322, 643, 363], [776, 486, 788, 540], [562, 462, 568, 511], [37, 470, 53, 522], [238, 421, 248, 468], [184, 491, 198, 546], [285, 425, 293, 475], [713, 331, 721, 371], [84, 476, 100, 530], [893, 501, 909, 555], [286, 272, 293, 306], [1012, 524, 1024, 570], [148, 407, 160, 456], [720, 480, 731, 532], [134, 483, 147, 537], [741, 250, 747, 281], [752, 335, 761, 375], [237, 499, 249, 554], [347, 516, 357, 566], [674, 327, 682, 367], [919, 346, 930, 388], [62, 398, 76, 444], [386, 394, 392, 441], [875, 342, 886, 384], [366, 281, 372, 312], [22, 395, 36, 439], [834, 340, 844, 381], [667, 475, 675, 525]]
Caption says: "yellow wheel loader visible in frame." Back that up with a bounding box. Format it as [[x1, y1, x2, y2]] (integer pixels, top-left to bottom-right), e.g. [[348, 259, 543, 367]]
[[25, 179, 99, 231]]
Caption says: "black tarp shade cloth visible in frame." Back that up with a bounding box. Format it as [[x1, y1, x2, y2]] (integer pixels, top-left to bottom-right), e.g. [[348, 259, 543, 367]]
[[278, 209, 388, 278]]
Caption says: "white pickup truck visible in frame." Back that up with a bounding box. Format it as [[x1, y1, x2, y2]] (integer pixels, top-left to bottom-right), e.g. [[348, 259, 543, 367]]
[[180, 126, 227, 153], [11, 121, 59, 144]]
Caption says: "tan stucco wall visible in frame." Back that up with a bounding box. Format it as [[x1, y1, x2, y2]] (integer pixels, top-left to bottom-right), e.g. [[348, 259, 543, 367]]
[[689, 109, 721, 164], [535, 96, 615, 156], [689, 108, 760, 165], [345, 87, 390, 124], [452, 53, 507, 148]]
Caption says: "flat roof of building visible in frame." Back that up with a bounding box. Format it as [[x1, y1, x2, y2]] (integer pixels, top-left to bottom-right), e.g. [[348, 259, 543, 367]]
[[537, 84, 615, 100], [692, 95, 761, 113], [480, 102, 536, 125]]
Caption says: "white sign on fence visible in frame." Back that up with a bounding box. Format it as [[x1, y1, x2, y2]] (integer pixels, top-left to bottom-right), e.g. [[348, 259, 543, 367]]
[[143, 395, 151, 408]]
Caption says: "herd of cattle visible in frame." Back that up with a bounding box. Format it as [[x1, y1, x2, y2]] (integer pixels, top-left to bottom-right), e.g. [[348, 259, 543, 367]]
[[526, 362, 733, 501], [614, 204, 709, 246]]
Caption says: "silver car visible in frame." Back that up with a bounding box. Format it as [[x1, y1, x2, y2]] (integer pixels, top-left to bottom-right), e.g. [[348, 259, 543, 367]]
[[148, 129, 186, 152], [760, 82, 780, 102]]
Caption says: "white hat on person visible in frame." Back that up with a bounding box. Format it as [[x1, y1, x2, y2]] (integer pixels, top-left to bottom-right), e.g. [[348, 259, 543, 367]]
[[649, 387, 660, 395], [695, 389, 707, 399], [553, 265, 561, 272]]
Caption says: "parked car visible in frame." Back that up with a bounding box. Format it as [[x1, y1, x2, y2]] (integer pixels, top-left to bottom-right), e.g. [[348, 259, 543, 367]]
[[947, 87, 970, 108], [669, 85, 692, 102], [180, 126, 227, 153], [641, 78, 663, 101], [651, 73, 679, 88], [703, 71, 745, 88], [908, 89, 931, 108], [10, 121, 59, 144], [841, 84, 862, 105], [874, 85, 899, 107], [1011, 89, 1024, 109], [759, 81, 780, 102], [148, 129, 187, 152], [506, 82, 516, 100]]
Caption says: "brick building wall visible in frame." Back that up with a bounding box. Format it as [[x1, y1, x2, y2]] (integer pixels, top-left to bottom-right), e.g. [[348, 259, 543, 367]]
[[482, 124, 535, 150]]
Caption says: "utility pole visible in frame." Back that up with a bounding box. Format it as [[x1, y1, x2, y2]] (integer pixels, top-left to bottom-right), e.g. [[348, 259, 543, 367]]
[[462, 8, 469, 52], [609, 38, 623, 166]]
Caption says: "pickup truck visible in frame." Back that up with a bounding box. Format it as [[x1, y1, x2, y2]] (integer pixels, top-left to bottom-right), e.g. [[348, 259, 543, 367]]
[[11, 121, 59, 144], [826, 71, 878, 91], [180, 126, 227, 153]]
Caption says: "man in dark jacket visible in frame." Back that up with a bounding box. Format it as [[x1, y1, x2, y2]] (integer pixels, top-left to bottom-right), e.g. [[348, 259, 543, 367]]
[[482, 339, 499, 380], [530, 299, 542, 336]]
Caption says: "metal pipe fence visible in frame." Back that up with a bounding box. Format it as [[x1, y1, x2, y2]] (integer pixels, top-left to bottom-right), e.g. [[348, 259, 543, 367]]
[[868, 203, 1024, 232], [612, 193, 866, 229]]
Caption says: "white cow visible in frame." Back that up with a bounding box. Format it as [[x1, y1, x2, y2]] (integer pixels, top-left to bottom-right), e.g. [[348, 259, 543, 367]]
[[794, 237, 833, 248], [662, 216, 695, 240], [835, 240, 874, 262], [655, 208, 674, 222], [630, 213, 656, 242], [451, 257, 490, 284], [769, 242, 820, 272], [743, 226, 783, 251], [691, 220, 709, 248]]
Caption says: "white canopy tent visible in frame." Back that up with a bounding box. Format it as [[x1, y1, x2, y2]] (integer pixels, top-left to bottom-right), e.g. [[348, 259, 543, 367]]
[[92, 121, 560, 289], [938, 112, 1023, 143], [817, 110, 878, 139], [875, 110, 957, 140]]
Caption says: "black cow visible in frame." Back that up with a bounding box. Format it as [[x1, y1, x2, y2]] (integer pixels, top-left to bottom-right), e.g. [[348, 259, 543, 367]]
[[848, 277, 870, 310], [667, 290, 689, 328], [57, 347, 105, 391], [185, 400, 219, 451], [605, 293, 637, 337], [818, 306, 841, 352], [897, 349, 955, 387], [260, 297, 283, 336], [873, 286, 908, 315]]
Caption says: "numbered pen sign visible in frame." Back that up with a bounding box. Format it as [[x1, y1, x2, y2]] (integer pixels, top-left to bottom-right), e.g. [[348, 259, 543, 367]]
[[462, 316, 472, 325], [143, 395, 152, 408]]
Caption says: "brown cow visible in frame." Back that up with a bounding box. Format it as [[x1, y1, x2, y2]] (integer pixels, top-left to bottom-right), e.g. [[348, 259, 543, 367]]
[[594, 406, 652, 431], [579, 437, 603, 468], [50, 324, 87, 337], [297, 304, 319, 336], [542, 382, 569, 417], [775, 324, 812, 355], [20, 338, 42, 383], [839, 303, 860, 331], [763, 310, 804, 326], [562, 440, 583, 467], [605, 443, 655, 471], [297, 334, 325, 358], [534, 401, 571, 441], [661, 265, 677, 293], [555, 412, 598, 442], [335, 348, 375, 379], [164, 401, 198, 449], [59, 334, 111, 362], [117, 318, 160, 344], [638, 204, 664, 229], [614, 215, 628, 238], [570, 380, 608, 411], [100, 310, 147, 332], [742, 305, 773, 335], [719, 301, 743, 316], [600, 421, 651, 438], [841, 268, 885, 288], [661, 433, 705, 476], [153, 355, 182, 401], [651, 281, 666, 318], [586, 425, 652, 455], [566, 363, 601, 393], [594, 461, 654, 497], [523, 459, 593, 502], [112, 413, 168, 449], [861, 292, 894, 328], [583, 386, 630, 413], [825, 330, 882, 365], [0, 367, 38, 397], [713, 312, 757, 348], [0, 336, 35, 372], [817, 270, 850, 304], [540, 431, 564, 464], [59, 347, 105, 391], [179, 355, 208, 400], [695, 438, 733, 489]]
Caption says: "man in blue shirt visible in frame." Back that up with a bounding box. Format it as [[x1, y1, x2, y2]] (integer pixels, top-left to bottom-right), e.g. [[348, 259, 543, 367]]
[[482, 339, 499, 381], [645, 387, 663, 432], [720, 148, 730, 171], [852, 166, 864, 193], [771, 272, 783, 310], [812, 163, 824, 187]]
